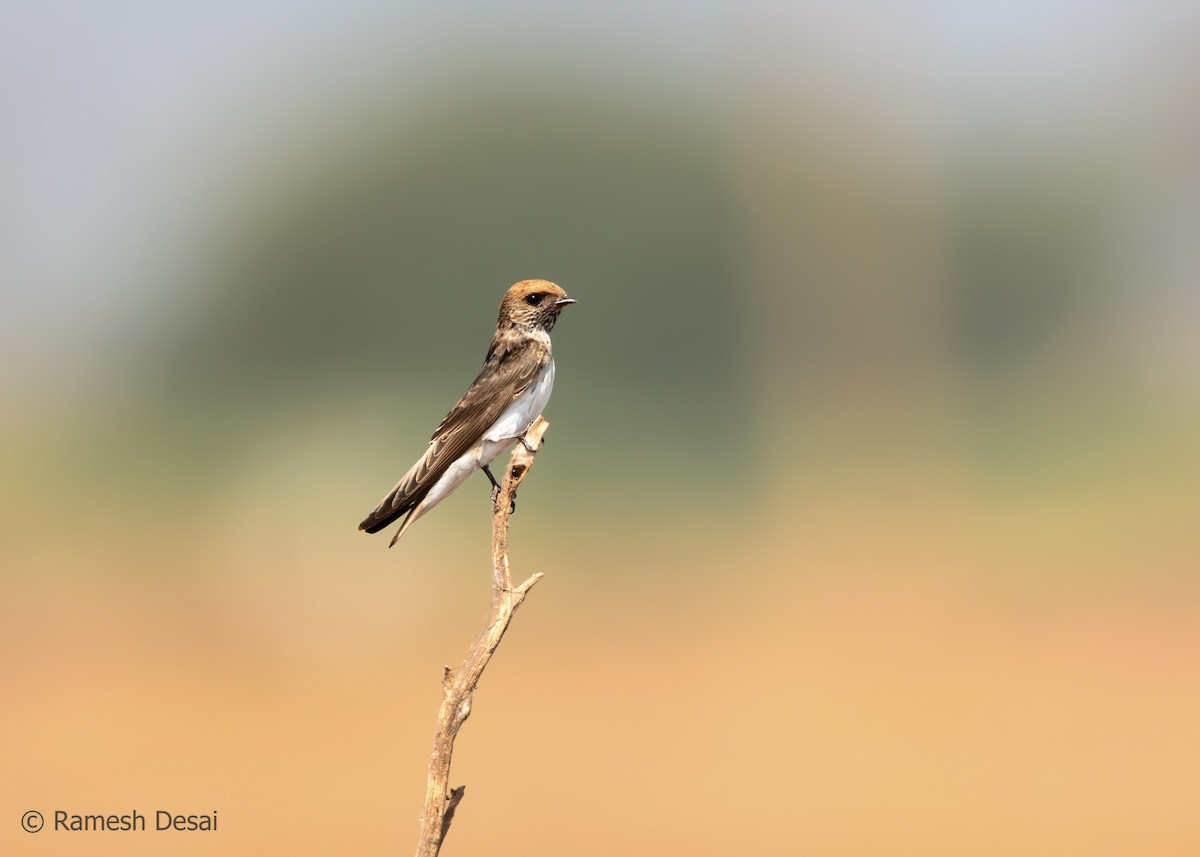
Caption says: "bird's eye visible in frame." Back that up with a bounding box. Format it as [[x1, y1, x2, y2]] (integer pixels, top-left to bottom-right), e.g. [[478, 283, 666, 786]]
[[525, 293, 544, 306]]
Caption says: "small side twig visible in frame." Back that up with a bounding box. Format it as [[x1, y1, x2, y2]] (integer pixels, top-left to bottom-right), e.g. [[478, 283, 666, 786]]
[[414, 416, 551, 857]]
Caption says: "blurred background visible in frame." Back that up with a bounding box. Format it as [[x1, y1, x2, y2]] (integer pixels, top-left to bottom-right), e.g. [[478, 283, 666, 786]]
[[3, 1, 1199, 854]]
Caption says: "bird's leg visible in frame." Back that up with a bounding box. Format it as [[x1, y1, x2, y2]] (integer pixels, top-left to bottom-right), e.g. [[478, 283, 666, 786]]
[[518, 432, 539, 453], [483, 464, 517, 513], [483, 464, 502, 504]]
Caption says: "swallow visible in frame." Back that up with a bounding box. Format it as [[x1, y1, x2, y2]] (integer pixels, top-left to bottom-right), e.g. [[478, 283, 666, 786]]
[[359, 279, 576, 545]]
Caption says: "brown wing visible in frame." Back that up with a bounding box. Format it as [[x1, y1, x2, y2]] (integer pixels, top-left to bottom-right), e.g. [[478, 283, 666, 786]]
[[358, 333, 549, 533]]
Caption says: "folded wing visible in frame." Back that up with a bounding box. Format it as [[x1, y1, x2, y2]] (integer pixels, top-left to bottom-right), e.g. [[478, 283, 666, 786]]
[[358, 335, 549, 534]]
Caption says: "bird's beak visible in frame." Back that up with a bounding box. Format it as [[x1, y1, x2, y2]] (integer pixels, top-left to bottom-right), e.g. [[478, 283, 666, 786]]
[[554, 296, 577, 306]]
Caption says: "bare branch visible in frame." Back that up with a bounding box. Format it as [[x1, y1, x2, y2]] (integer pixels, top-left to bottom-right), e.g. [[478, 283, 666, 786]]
[[413, 417, 551, 857]]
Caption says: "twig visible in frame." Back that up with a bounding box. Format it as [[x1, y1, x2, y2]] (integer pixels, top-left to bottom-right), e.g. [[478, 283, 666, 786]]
[[413, 417, 551, 857]]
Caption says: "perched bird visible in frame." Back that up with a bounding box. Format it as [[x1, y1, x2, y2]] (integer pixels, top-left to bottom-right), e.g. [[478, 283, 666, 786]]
[[359, 279, 576, 546]]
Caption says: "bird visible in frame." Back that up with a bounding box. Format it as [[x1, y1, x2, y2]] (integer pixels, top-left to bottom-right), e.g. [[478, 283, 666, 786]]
[[359, 279, 576, 546]]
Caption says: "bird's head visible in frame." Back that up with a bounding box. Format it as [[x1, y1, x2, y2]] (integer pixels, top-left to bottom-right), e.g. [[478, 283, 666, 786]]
[[498, 279, 577, 333]]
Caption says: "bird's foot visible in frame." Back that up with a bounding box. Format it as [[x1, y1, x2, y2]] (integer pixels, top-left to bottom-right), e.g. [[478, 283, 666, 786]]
[[489, 484, 517, 514]]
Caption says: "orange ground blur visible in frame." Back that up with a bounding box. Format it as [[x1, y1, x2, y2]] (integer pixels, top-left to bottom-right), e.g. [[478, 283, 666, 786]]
[[5, 521, 1198, 857]]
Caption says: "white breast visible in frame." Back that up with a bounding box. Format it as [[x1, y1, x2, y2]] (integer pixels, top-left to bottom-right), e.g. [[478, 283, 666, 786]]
[[483, 357, 555, 443]]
